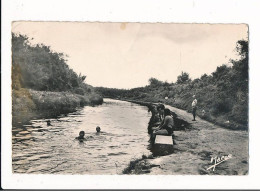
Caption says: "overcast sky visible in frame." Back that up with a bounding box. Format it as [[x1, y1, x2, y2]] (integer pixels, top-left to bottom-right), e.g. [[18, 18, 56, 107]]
[[12, 22, 248, 89]]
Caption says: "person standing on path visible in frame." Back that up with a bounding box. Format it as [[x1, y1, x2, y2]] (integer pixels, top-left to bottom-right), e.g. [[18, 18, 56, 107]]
[[192, 95, 197, 121]]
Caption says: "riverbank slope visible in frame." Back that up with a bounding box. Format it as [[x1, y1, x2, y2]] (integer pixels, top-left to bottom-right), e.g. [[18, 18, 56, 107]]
[[12, 88, 103, 126], [12, 33, 103, 126], [124, 102, 248, 175], [96, 40, 248, 131]]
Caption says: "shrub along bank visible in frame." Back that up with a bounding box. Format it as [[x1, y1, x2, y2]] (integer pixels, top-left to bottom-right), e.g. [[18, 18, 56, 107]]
[[12, 89, 103, 125], [12, 33, 103, 125], [96, 40, 248, 130]]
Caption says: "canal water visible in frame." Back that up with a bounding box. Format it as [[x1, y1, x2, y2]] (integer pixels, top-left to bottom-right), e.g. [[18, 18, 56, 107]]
[[12, 99, 152, 174]]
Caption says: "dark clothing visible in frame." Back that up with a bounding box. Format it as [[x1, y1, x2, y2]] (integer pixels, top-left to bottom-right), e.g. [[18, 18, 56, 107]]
[[165, 126, 174, 135], [157, 103, 165, 110], [162, 115, 174, 128], [192, 107, 197, 120], [161, 115, 174, 135], [192, 107, 197, 114], [75, 136, 87, 142], [157, 103, 165, 121]]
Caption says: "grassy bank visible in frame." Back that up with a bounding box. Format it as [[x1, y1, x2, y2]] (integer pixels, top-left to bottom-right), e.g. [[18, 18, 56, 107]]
[[120, 89, 247, 130], [12, 88, 103, 126], [12, 33, 104, 126]]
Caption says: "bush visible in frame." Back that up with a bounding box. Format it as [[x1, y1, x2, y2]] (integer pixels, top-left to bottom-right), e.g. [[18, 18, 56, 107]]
[[12, 33, 95, 94], [89, 94, 103, 105], [75, 88, 85, 95], [95, 40, 248, 130], [211, 98, 233, 115], [12, 33, 103, 125], [230, 102, 248, 125]]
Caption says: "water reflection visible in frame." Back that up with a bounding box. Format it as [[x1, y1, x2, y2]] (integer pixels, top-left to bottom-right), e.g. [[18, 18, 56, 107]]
[[12, 98, 152, 174]]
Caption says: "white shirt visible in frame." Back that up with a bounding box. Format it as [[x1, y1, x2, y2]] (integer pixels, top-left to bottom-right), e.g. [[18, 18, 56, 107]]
[[192, 99, 197, 108]]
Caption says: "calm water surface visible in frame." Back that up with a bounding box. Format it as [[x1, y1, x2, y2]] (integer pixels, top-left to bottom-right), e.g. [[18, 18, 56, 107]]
[[12, 99, 152, 174]]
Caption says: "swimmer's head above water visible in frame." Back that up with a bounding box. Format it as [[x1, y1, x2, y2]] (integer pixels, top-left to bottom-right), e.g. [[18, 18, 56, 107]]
[[78, 131, 85, 139], [96, 126, 101, 133], [46, 120, 51, 126]]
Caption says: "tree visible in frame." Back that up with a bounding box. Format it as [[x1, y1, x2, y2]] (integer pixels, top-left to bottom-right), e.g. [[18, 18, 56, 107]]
[[12, 33, 92, 94], [176, 71, 191, 84], [148, 77, 163, 87], [81, 75, 86, 81], [232, 40, 248, 82], [236, 40, 248, 59], [212, 64, 231, 81]]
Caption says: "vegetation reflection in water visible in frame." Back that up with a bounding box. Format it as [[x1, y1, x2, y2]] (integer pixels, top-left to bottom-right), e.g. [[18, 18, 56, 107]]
[[12, 99, 156, 174]]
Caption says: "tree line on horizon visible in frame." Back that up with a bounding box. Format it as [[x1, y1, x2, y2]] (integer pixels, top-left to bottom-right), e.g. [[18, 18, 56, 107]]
[[96, 40, 248, 130]]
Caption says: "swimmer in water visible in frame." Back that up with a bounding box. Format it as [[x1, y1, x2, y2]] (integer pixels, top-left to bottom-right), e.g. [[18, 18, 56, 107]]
[[75, 131, 87, 141], [46, 120, 52, 126], [96, 126, 107, 135], [96, 126, 101, 133]]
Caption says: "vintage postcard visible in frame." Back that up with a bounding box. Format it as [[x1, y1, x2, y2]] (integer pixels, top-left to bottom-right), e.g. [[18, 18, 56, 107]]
[[2, 0, 260, 190], [11, 22, 248, 176]]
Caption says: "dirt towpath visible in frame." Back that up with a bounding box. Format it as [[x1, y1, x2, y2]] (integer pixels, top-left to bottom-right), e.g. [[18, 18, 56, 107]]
[[145, 105, 248, 175]]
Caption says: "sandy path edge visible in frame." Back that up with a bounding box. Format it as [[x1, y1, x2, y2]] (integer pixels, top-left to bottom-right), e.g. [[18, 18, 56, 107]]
[[126, 101, 249, 175]]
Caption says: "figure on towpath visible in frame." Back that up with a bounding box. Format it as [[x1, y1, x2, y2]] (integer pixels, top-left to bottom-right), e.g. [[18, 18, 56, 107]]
[[192, 95, 197, 121]]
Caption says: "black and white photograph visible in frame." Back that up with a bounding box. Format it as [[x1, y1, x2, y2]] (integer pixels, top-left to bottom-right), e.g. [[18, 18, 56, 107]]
[[11, 22, 248, 175], [2, 0, 260, 191]]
